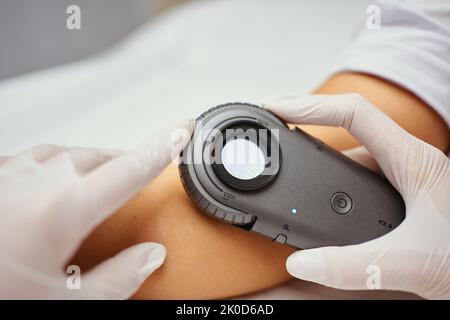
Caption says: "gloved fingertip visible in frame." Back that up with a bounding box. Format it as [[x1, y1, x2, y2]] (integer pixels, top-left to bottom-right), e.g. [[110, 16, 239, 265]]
[[168, 117, 195, 162], [137, 243, 167, 280], [188, 117, 196, 132], [261, 97, 284, 110], [262, 96, 310, 118], [286, 250, 328, 284], [175, 117, 196, 133]]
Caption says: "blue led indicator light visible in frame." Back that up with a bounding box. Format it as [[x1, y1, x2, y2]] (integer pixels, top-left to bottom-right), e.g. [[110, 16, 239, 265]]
[[290, 208, 297, 215]]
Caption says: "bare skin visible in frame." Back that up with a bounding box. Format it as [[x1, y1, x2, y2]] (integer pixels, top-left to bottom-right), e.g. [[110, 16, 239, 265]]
[[304, 73, 449, 152], [70, 72, 449, 299]]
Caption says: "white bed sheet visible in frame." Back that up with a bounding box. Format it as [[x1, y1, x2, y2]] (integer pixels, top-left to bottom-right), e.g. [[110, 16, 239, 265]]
[[0, 0, 416, 299], [1, 0, 372, 154]]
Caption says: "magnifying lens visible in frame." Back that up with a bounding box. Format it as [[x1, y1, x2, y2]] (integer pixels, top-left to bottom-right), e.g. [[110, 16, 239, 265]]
[[221, 139, 265, 180], [179, 103, 405, 249]]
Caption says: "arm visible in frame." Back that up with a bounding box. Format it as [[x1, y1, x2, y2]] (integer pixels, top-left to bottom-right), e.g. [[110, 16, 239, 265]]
[[70, 72, 449, 299], [304, 72, 449, 151]]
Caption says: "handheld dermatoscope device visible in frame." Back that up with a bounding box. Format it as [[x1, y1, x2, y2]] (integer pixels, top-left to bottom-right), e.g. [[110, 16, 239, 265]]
[[179, 103, 405, 249]]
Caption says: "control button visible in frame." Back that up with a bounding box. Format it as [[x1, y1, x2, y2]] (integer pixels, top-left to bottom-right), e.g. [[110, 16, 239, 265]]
[[274, 233, 287, 244], [331, 192, 353, 215]]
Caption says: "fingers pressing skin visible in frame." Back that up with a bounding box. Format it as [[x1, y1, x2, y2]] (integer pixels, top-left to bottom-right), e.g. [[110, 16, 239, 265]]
[[68, 243, 166, 299], [264, 94, 427, 197], [75, 118, 194, 246]]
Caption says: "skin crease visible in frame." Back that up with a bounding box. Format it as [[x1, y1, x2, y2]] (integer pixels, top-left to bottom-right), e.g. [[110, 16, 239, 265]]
[[70, 72, 450, 299]]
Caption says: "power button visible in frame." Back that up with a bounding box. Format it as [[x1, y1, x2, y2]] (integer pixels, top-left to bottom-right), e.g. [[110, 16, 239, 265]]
[[331, 192, 353, 215]]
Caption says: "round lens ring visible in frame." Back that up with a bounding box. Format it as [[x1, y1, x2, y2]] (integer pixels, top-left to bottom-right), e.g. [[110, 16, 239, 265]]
[[210, 119, 281, 191]]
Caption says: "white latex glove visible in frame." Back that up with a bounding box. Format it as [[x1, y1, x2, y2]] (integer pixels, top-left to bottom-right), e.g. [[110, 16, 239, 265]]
[[0, 120, 193, 299], [264, 94, 450, 299]]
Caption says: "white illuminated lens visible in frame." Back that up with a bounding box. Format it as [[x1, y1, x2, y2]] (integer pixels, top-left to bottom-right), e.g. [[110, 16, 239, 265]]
[[221, 139, 266, 180]]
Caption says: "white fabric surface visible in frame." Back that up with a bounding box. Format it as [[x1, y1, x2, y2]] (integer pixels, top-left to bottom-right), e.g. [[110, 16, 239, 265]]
[[330, 0, 450, 129], [0, 0, 370, 154], [0, 0, 447, 299]]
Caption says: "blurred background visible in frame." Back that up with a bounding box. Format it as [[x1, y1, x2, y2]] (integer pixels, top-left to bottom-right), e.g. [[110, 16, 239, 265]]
[[0, 0, 370, 154], [0, 0, 186, 80]]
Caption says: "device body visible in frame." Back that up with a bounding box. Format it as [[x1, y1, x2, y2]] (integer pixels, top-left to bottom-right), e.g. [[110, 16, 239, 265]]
[[179, 103, 405, 249]]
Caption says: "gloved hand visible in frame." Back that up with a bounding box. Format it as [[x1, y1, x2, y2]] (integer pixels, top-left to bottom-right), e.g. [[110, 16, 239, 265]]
[[264, 94, 450, 299], [0, 120, 193, 299]]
